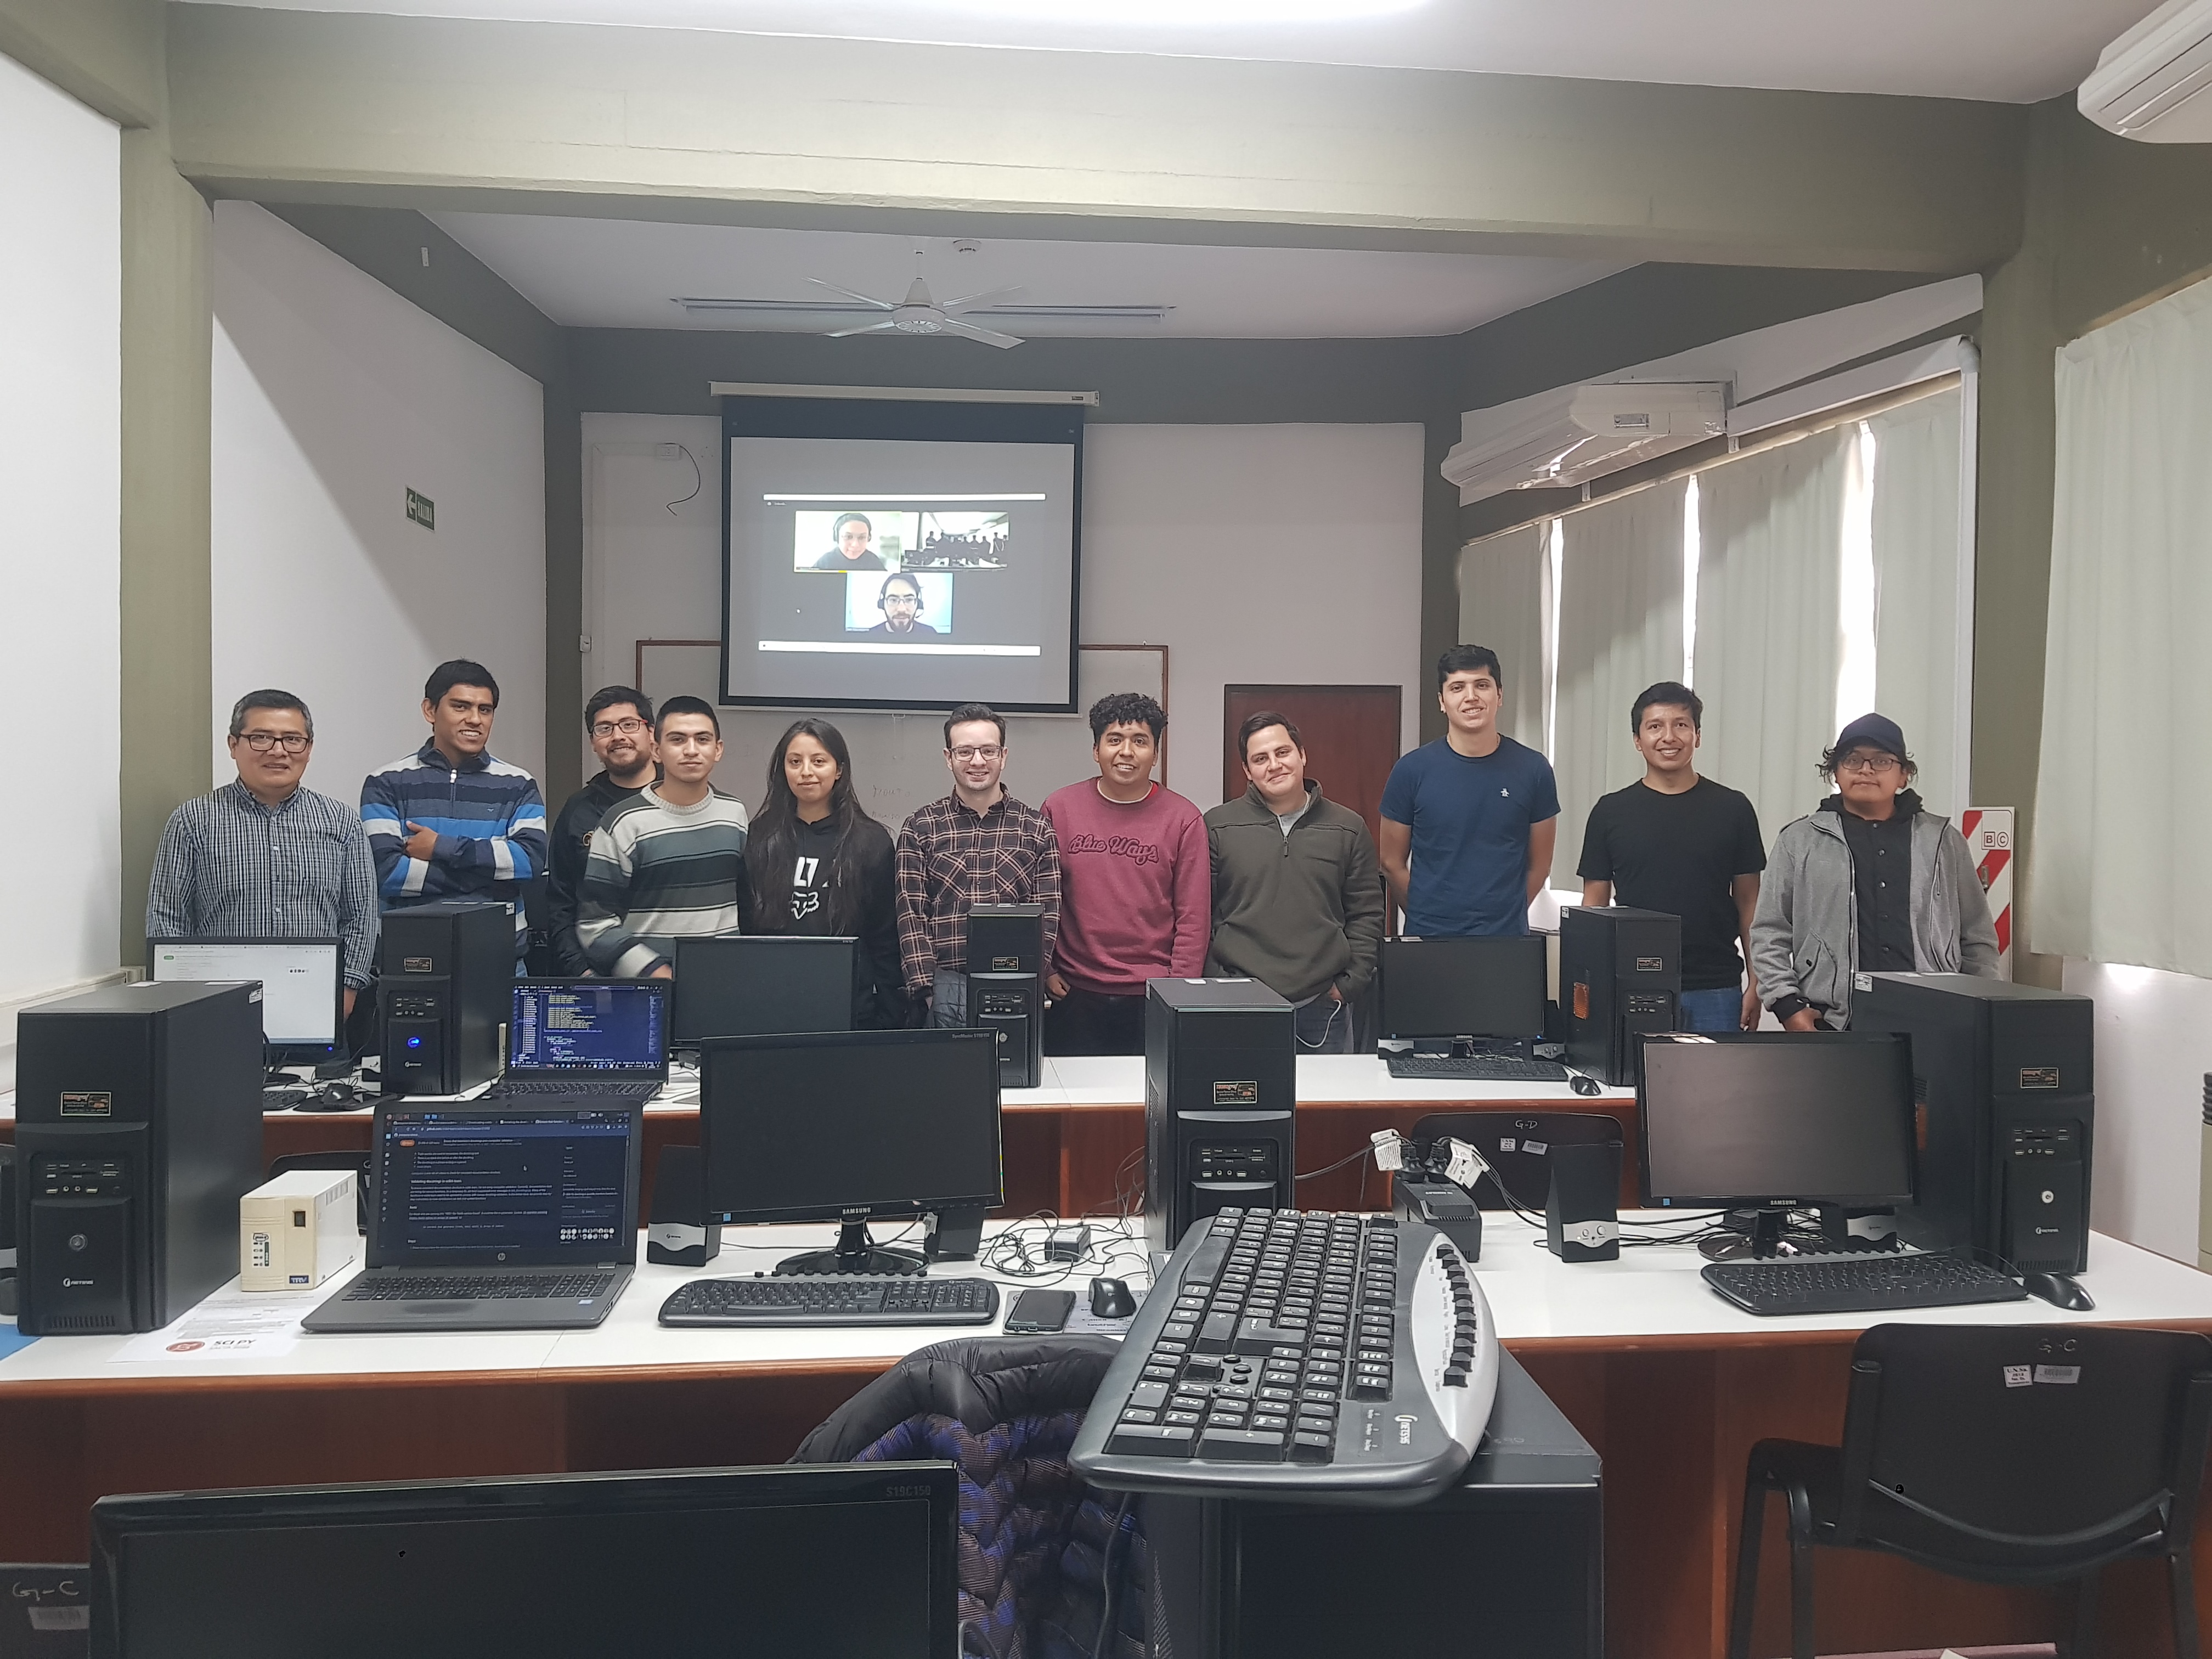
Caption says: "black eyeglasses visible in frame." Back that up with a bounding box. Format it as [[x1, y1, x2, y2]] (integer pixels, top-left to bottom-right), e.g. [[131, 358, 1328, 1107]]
[[591, 717, 649, 738], [237, 732, 310, 753]]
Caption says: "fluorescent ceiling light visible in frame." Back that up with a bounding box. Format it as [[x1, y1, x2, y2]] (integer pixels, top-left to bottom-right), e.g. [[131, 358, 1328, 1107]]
[[910, 0, 1425, 24]]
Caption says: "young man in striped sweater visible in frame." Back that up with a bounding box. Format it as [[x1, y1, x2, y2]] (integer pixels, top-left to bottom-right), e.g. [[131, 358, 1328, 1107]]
[[361, 659, 548, 965], [577, 696, 753, 978]]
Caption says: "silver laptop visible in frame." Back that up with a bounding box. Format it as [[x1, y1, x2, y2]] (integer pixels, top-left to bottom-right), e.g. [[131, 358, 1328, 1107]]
[[481, 978, 669, 1101], [303, 1101, 641, 1333]]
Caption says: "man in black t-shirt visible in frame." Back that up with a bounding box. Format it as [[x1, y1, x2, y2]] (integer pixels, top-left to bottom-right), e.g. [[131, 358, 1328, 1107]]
[[1576, 681, 1766, 1031]]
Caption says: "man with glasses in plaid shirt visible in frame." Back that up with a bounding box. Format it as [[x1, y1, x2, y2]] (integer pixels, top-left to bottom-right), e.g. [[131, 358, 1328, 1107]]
[[145, 689, 379, 1017], [895, 703, 1062, 1029]]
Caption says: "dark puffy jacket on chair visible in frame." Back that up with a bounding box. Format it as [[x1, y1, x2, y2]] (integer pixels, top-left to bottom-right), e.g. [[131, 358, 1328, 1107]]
[[790, 1336, 1153, 1659]]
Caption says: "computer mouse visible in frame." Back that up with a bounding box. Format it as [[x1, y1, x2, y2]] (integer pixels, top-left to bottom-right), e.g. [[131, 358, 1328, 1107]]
[[1568, 1074, 1602, 1097], [1089, 1276, 1137, 1319], [2022, 1271, 2095, 1312]]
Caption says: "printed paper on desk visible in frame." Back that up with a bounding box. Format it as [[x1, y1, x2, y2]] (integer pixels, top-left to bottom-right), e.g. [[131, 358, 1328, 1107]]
[[114, 1298, 304, 1362]]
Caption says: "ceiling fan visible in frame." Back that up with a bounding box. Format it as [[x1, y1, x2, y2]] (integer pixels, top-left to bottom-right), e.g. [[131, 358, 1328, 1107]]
[[804, 269, 1027, 348]]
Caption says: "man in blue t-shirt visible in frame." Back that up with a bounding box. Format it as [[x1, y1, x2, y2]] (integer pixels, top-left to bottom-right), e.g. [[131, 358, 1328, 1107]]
[[1379, 645, 1560, 936]]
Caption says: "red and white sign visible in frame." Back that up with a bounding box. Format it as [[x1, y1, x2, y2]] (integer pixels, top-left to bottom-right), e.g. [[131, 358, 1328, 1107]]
[[1959, 808, 2013, 980]]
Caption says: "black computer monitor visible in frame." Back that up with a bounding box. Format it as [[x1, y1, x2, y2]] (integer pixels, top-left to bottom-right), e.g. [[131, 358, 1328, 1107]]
[[671, 935, 856, 1046], [699, 1028, 1003, 1276], [1639, 1031, 1917, 1253], [91, 1463, 960, 1659], [148, 936, 346, 1066], [1378, 935, 1548, 1045]]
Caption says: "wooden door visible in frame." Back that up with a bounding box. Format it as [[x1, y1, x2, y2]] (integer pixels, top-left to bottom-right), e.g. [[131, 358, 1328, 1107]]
[[1221, 685, 1403, 845]]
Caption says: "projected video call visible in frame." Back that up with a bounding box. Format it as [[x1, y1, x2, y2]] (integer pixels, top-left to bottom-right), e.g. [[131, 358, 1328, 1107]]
[[723, 427, 1080, 712]]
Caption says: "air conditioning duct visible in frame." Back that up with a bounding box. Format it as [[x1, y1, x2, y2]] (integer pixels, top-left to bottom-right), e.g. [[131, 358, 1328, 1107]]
[[2080, 0, 2212, 143]]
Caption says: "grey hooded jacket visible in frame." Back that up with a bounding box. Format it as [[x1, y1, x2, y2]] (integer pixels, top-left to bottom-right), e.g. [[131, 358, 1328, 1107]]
[[1749, 793, 1999, 1028]]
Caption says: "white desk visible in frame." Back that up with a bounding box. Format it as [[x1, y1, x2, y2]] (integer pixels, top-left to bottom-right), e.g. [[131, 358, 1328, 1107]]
[[3, 1218, 2207, 1658]]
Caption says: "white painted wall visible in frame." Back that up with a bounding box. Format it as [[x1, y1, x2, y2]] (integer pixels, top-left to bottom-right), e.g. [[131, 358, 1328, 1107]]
[[0, 52, 122, 1085], [211, 201, 547, 807], [1080, 424, 1425, 797], [2063, 958, 2212, 1266], [582, 416, 1424, 815]]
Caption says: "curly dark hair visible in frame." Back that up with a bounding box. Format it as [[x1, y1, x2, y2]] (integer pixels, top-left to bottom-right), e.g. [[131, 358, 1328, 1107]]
[[1088, 692, 1166, 742]]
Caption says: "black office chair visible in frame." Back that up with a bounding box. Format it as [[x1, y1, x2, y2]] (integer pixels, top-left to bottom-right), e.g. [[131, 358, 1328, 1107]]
[[268, 1152, 373, 1235], [1726, 1323, 2212, 1659], [1409, 1110, 1623, 1212]]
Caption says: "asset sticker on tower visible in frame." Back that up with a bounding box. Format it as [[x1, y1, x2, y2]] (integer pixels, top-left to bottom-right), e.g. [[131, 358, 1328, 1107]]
[[1212, 1081, 1258, 1106]]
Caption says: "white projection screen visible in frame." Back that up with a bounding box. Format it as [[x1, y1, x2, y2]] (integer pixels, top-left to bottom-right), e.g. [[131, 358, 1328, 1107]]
[[720, 396, 1084, 713]]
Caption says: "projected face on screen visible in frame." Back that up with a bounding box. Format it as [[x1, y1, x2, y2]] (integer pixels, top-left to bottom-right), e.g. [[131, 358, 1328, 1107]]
[[796, 510, 921, 574], [724, 428, 1079, 712], [848, 571, 952, 637]]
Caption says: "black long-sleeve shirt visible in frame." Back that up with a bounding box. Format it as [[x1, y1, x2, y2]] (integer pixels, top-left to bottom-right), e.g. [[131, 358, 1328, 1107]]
[[543, 771, 643, 975], [762, 814, 908, 1028]]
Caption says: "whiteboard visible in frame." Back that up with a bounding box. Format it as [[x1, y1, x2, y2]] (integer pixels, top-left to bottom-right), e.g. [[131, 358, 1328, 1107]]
[[639, 642, 1167, 826]]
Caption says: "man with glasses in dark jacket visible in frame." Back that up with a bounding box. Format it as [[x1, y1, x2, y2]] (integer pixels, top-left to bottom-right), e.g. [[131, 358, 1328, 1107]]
[[543, 686, 656, 975]]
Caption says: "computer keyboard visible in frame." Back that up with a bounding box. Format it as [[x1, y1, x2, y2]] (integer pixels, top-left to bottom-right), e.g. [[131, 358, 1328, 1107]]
[[1070, 1208, 1496, 1505], [657, 1275, 1001, 1327], [485, 1079, 662, 1099], [1702, 1251, 2030, 1316], [1385, 1053, 1570, 1083], [340, 1272, 617, 1302]]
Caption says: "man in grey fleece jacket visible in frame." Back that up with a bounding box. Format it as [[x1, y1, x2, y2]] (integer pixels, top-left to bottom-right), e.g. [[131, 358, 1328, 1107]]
[[1205, 712, 1387, 1053], [1751, 713, 1997, 1030]]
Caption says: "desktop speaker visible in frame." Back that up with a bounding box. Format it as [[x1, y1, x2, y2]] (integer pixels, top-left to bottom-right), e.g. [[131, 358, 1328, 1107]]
[[1544, 1142, 1622, 1263], [377, 901, 513, 1096], [1143, 978, 1296, 1261], [15, 981, 264, 1335], [646, 1144, 721, 1268], [922, 1206, 986, 1263], [967, 904, 1044, 1091], [1561, 906, 1680, 1086], [1854, 974, 2094, 1275]]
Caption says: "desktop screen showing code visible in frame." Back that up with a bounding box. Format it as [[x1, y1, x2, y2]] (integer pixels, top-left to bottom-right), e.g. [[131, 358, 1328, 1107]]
[[510, 986, 663, 1070], [379, 1115, 630, 1254]]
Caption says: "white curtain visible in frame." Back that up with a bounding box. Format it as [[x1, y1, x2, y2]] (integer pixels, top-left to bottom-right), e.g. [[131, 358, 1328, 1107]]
[[1551, 481, 1686, 884], [2032, 279, 2212, 973], [1694, 428, 1851, 846], [1870, 388, 1966, 816], [1458, 522, 1551, 752]]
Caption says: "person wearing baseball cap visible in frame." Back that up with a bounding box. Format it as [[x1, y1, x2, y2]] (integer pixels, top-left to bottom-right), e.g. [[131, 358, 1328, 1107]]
[[1749, 712, 1998, 1030]]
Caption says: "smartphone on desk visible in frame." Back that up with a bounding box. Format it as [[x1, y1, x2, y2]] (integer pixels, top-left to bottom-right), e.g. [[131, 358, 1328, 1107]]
[[1004, 1288, 1076, 1333]]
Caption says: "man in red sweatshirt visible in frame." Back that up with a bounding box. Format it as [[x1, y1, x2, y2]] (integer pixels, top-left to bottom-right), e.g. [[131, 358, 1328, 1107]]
[[1040, 692, 1211, 1056]]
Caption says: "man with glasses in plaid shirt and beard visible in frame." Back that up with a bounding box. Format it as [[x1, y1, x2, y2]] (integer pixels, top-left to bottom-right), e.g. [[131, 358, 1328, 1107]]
[[145, 689, 380, 1018], [895, 703, 1062, 1029]]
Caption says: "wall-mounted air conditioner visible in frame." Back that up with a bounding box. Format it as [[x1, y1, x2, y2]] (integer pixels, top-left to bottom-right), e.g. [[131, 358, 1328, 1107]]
[[1440, 382, 1726, 505], [2081, 0, 2212, 142]]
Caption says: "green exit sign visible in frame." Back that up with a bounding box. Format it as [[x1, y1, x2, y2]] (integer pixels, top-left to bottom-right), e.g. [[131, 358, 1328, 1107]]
[[406, 488, 436, 531]]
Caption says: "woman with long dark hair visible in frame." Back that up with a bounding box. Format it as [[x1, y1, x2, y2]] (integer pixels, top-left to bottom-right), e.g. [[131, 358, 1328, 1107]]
[[744, 718, 905, 1027]]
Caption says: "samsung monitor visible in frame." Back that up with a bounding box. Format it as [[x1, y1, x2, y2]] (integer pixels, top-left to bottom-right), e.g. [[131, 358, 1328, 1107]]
[[1639, 1032, 1917, 1244], [699, 1028, 1003, 1275], [1378, 935, 1548, 1044], [148, 936, 345, 1064], [91, 1463, 960, 1659], [671, 936, 856, 1046]]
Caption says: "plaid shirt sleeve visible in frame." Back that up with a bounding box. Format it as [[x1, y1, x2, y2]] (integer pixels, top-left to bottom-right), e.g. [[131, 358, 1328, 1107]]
[[337, 813, 380, 988], [1032, 813, 1062, 966], [894, 816, 936, 992], [144, 803, 200, 942]]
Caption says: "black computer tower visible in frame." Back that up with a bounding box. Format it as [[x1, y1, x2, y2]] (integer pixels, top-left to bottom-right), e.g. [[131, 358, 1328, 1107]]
[[1853, 973, 2094, 1274], [14, 981, 263, 1335], [1143, 979, 1295, 1261], [378, 901, 514, 1096], [1560, 906, 1680, 1086], [967, 904, 1044, 1091]]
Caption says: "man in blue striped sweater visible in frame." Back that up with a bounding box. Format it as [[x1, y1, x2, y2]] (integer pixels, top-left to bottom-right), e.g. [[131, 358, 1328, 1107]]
[[360, 659, 549, 963]]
